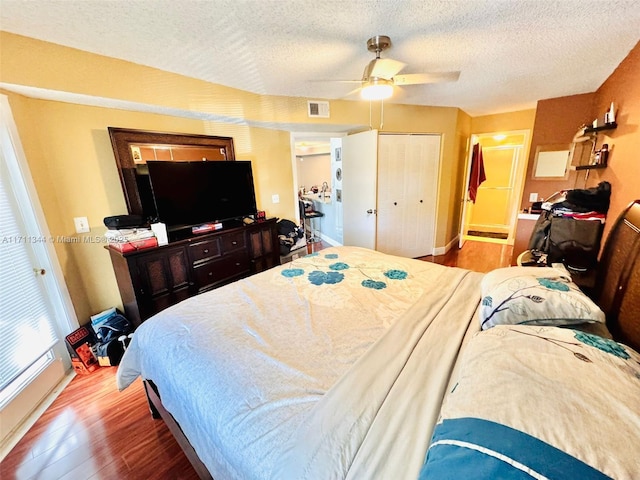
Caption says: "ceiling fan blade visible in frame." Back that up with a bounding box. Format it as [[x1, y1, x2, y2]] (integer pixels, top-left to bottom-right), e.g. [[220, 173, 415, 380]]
[[366, 58, 406, 80], [343, 86, 362, 98], [393, 71, 460, 85], [309, 79, 361, 84]]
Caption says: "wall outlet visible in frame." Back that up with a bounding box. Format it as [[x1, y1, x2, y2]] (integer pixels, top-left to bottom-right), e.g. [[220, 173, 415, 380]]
[[272, 194, 280, 204], [74, 216, 90, 233], [529, 193, 539, 202]]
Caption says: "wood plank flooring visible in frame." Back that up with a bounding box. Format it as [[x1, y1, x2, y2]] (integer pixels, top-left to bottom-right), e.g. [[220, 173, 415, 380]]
[[1, 367, 199, 480], [1, 240, 510, 480]]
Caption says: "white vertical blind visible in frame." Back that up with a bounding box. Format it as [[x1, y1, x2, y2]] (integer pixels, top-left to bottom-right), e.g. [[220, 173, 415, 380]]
[[0, 155, 58, 393]]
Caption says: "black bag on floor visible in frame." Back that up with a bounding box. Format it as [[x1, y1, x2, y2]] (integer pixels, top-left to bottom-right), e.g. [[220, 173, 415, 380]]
[[95, 339, 125, 366]]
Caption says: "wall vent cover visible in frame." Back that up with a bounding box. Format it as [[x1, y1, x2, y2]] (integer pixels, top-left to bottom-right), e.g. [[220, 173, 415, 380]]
[[307, 100, 330, 118]]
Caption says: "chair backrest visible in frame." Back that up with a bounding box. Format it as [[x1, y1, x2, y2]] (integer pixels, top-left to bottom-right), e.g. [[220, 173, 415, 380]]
[[298, 199, 306, 220], [595, 200, 640, 351]]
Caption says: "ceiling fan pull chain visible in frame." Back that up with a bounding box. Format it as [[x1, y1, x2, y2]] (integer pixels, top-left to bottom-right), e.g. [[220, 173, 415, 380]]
[[380, 99, 384, 130]]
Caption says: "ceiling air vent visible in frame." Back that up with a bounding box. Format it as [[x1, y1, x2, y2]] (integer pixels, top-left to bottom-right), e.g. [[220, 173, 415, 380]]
[[307, 100, 330, 118]]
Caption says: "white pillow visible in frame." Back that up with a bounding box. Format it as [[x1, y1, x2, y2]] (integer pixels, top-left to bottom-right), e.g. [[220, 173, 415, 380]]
[[480, 266, 605, 330]]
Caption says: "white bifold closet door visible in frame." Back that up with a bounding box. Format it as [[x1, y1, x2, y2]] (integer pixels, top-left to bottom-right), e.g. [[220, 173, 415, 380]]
[[376, 134, 440, 258]]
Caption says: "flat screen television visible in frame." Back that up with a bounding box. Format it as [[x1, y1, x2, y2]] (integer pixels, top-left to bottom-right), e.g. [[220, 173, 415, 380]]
[[146, 160, 258, 232]]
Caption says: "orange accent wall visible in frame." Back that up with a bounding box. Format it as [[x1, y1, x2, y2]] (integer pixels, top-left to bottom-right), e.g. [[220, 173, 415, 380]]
[[591, 41, 640, 240], [520, 92, 595, 209], [520, 41, 640, 242]]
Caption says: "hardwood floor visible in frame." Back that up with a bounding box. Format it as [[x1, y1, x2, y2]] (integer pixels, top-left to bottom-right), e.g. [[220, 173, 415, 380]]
[[420, 239, 514, 273], [1, 367, 198, 480], [1, 239, 510, 479]]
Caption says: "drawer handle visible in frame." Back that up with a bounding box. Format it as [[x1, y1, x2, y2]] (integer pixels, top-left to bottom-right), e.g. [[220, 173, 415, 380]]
[[203, 249, 209, 254], [235, 262, 240, 266], [208, 272, 213, 276], [232, 241, 237, 245]]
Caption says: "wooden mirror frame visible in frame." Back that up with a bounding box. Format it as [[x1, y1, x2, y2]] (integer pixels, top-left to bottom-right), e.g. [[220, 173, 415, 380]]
[[108, 127, 236, 216]]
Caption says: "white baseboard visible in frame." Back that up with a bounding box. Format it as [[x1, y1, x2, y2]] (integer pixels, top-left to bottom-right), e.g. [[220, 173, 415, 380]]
[[433, 235, 460, 256], [320, 234, 342, 247]]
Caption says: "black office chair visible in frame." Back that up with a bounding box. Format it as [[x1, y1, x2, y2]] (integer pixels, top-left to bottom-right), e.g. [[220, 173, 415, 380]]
[[299, 199, 324, 243]]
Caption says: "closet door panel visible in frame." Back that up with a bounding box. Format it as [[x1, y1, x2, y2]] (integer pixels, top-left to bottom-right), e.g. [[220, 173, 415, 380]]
[[377, 134, 440, 258]]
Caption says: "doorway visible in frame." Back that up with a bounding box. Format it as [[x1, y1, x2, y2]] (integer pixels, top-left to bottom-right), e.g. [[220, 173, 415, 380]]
[[290, 132, 344, 246], [460, 131, 529, 247]]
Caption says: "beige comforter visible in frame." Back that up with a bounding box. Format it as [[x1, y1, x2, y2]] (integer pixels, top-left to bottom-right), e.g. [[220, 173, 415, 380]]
[[117, 246, 483, 479]]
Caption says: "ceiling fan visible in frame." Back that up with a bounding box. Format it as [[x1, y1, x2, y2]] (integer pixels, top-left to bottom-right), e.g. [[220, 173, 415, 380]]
[[340, 35, 460, 100]]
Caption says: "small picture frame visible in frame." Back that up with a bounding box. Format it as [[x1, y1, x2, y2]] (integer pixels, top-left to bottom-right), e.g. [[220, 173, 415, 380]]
[[335, 147, 342, 162]]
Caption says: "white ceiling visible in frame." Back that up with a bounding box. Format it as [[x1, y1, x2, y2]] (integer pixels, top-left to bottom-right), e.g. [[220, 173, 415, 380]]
[[1, 0, 639, 117]]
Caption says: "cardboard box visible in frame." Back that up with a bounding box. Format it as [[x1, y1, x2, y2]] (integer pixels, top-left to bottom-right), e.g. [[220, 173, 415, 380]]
[[72, 357, 99, 375], [65, 326, 99, 372]]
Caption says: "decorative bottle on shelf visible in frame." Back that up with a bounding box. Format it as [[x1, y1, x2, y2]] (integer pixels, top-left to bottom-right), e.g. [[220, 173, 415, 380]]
[[599, 144, 609, 165], [606, 102, 615, 125]]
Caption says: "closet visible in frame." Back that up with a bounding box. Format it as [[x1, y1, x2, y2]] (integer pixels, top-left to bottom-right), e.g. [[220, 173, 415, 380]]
[[376, 134, 440, 258]]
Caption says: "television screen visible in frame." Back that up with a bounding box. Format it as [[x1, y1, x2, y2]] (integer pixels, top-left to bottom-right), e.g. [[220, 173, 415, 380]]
[[147, 160, 257, 231]]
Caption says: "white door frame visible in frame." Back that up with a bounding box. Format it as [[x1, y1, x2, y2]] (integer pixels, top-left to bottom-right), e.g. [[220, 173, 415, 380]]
[[290, 131, 346, 224], [459, 130, 530, 247]]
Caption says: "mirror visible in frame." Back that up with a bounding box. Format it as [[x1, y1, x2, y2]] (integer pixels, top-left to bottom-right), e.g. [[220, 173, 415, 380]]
[[108, 127, 235, 216], [532, 144, 571, 180]]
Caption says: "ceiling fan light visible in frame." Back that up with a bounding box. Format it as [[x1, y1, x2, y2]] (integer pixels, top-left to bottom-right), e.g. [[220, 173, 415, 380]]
[[361, 78, 393, 100]]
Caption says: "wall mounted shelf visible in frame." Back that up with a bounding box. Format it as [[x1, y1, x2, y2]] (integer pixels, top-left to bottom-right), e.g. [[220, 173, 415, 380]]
[[575, 163, 607, 171], [583, 122, 617, 134]]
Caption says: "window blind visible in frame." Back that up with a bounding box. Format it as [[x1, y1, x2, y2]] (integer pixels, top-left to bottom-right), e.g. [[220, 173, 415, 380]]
[[0, 164, 58, 393]]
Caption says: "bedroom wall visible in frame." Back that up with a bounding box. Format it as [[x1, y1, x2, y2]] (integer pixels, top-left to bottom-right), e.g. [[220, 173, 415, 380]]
[[6, 94, 294, 321], [590, 40, 640, 240], [520, 92, 595, 209], [520, 41, 640, 241], [0, 32, 474, 322]]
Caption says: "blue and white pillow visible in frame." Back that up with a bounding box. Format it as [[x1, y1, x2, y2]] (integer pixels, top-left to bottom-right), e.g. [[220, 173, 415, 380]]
[[480, 266, 605, 330]]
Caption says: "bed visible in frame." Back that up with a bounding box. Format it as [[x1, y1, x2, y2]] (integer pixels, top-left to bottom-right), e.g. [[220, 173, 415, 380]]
[[116, 200, 640, 480]]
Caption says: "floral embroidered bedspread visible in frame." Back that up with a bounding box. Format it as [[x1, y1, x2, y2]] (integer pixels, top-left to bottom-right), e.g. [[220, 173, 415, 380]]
[[421, 325, 640, 479], [117, 246, 483, 480]]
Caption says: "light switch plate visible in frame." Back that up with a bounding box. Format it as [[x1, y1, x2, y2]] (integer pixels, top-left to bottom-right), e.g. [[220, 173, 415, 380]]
[[272, 194, 280, 204], [74, 216, 90, 233]]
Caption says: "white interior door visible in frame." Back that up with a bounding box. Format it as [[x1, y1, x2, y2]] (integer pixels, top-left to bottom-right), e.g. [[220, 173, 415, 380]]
[[377, 134, 440, 258], [342, 130, 378, 249], [459, 136, 474, 248]]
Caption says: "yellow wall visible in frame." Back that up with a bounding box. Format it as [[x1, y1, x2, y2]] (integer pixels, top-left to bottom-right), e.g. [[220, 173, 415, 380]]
[[6, 95, 294, 321], [0, 31, 534, 322]]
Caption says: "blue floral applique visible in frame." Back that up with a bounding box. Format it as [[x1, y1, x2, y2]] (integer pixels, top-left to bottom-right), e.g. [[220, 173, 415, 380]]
[[329, 262, 349, 271], [308, 270, 344, 286], [362, 279, 387, 290], [482, 296, 493, 307], [324, 253, 339, 259], [537, 277, 570, 292], [574, 331, 630, 360], [281, 268, 304, 278], [384, 269, 408, 280]]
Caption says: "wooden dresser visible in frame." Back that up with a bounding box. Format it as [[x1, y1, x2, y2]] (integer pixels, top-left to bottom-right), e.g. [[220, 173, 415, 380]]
[[107, 218, 279, 327]]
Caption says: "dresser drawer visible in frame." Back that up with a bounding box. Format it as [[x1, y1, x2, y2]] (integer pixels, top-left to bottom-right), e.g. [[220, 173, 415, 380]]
[[189, 238, 222, 263], [221, 231, 245, 252], [192, 252, 250, 291]]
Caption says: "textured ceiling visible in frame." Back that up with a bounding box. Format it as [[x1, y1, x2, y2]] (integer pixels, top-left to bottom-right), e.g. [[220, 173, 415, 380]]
[[1, 0, 639, 116]]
